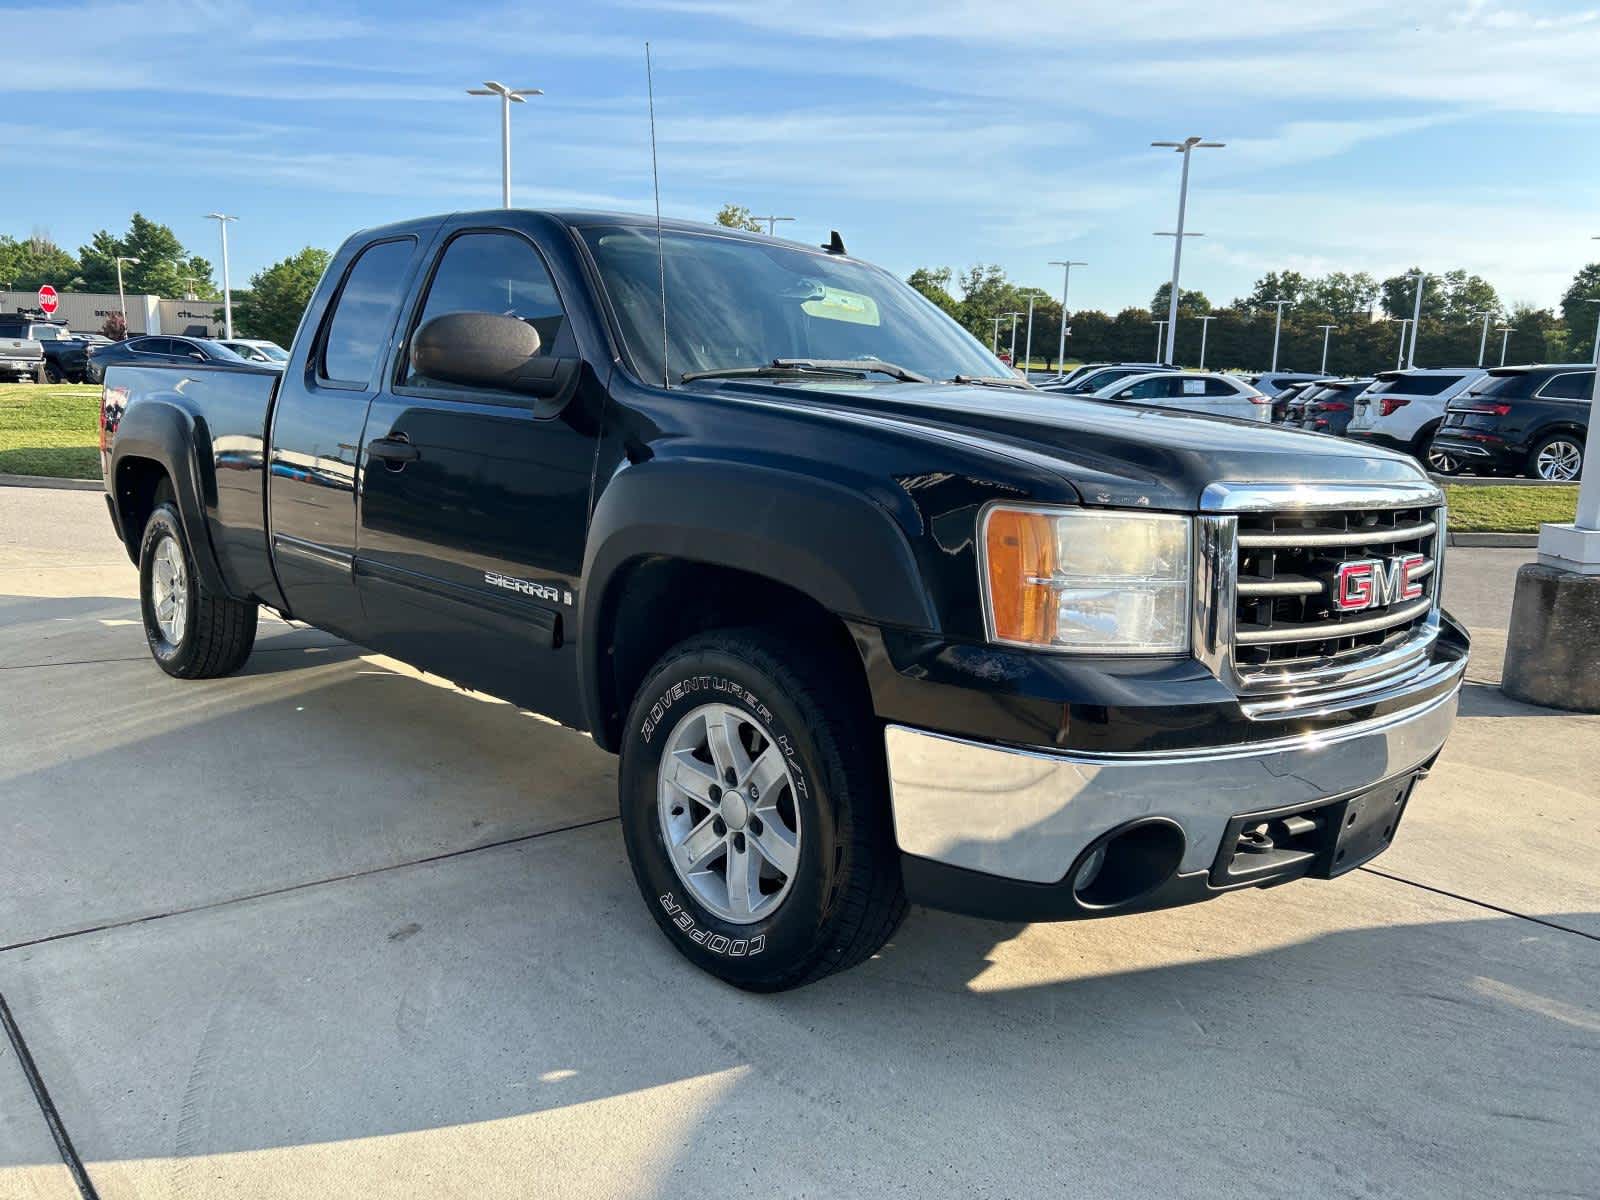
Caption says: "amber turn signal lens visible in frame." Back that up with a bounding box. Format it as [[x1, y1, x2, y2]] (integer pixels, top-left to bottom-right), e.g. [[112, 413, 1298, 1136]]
[[984, 507, 1057, 644]]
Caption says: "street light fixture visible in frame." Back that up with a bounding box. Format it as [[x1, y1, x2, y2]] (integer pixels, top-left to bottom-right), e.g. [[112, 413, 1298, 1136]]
[[1198, 314, 1217, 370], [989, 315, 1004, 354], [1048, 260, 1086, 374], [204, 213, 238, 339], [1316, 323, 1336, 375], [1496, 325, 1516, 366], [749, 215, 795, 236], [114, 255, 140, 322], [1006, 310, 1024, 368], [1023, 294, 1036, 379], [1261, 299, 1291, 372], [1151, 136, 1223, 366], [467, 81, 543, 208], [1152, 318, 1168, 361]]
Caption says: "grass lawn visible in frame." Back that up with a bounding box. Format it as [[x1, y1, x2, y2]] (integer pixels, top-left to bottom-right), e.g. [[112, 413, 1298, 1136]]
[[1446, 483, 1578, 533], [0, 383, 102, 479]]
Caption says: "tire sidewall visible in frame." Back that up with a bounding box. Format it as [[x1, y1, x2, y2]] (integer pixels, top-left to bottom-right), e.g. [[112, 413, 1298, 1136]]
[[138, 503, 198, 671], [620, 645, 842, 985], [1529, 434, 1582, 481]]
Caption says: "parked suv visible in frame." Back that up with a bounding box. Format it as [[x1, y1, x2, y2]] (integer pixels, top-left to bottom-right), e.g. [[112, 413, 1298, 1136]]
[[1346, 367, 1486, 473], [1043, 363, 1167, 395], [1269, 379, 1316, 424], [1283, 378, 1375, 436], [1092, 370, 1272, 421], [1042, 361, 1166, 389], [1429, 365, 1593, 480], [1251, 371, 1323, 397]]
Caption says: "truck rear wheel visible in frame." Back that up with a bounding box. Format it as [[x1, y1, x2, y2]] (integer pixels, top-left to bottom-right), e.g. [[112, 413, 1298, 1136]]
[[138, 490, 258, 678], [619, 628, 907, 991]]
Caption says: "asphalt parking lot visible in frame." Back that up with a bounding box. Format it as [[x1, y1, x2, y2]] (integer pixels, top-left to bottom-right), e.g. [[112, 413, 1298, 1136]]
[[2, 485, 1597, 1199]]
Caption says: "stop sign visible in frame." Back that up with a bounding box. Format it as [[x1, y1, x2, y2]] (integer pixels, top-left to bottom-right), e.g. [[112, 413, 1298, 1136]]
[[37, 285, 58, 315]]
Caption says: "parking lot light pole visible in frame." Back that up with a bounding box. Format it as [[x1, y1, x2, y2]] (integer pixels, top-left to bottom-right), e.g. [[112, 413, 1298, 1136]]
[[1263, 300, 1290, 371], [1151, 137, 1223, 366], [749, 216, 795, 236], [467, 81, 543, 207], [203, 214, 237, 340], [1023, 295, 1035, 377], [1395, 319, 1413, 369], [1006, 311, 1024, 367], [1406, 272, 1427, 368], [1317, 323, 1336, 375], [1198, 314, 1216, 369], [1152, 319, 1167, 361], [113, 256, 140, 321], [1470, 309, 1495, 366], [1584, 298, 1600, 367], [989, 316, 1004, 354], [1049, 260, 1086, 372], [1496, 325, 1516, 366]]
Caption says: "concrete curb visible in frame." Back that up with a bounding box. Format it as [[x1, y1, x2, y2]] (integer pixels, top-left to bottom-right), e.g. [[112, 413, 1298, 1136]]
[[1449, 532, 1537, 548], [0, 473, 101, 492], [1429, 474, 1575, 488]]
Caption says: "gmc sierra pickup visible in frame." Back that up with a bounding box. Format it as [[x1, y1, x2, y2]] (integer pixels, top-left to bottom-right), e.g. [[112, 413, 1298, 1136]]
[[100, 210, 1468, 990]]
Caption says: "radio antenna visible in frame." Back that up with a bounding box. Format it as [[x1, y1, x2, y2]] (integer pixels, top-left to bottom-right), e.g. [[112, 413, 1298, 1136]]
[[645, 42, 669, 387]]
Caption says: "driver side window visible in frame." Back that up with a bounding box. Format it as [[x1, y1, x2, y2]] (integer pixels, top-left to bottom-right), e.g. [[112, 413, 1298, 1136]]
[[403, 232, 570, 389]]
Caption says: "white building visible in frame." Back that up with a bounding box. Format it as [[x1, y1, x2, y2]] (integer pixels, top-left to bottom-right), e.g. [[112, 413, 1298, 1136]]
[[1, 289, 222, 338]]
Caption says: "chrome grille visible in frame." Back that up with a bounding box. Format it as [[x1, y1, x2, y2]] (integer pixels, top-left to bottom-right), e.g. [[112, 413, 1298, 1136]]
[[1195, 482, 1445, 697], [1232, 505, 1440, 678]]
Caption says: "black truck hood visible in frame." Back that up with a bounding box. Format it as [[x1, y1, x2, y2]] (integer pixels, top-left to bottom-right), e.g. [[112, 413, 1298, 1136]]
[[718, 379, 1430, 511]]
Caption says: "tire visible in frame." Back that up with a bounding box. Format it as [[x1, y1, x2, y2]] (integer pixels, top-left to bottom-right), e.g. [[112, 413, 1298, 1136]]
[[44, 363, 62, 384], [619, 627, 907, 991], [138, 489, 258, 678], [1527, 432, 1584, 482], [1414, 424, 1458, 475]]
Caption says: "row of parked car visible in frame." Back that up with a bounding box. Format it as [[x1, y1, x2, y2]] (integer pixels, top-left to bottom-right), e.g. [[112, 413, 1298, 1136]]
[[1038, 360, 1591, 481], [0, 316, 287, 384]]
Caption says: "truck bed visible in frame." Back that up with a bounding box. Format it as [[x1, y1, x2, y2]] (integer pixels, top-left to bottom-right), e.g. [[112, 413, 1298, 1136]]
[[102, 361, 284, 606]]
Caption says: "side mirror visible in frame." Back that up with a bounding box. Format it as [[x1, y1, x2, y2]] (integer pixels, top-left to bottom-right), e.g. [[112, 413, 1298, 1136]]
[[411, 312, 575, 399]]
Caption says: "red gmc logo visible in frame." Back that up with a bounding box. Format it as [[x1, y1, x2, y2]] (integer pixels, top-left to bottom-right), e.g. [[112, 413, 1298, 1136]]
[[1333, 554, 1427, 613]]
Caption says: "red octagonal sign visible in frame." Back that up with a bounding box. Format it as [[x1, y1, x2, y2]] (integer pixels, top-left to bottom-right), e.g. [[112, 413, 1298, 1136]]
[[37, 285, 59, 315]]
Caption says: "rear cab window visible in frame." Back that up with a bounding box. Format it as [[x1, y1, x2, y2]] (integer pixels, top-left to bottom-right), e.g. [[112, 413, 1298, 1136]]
[[320, 238, 417, 387]]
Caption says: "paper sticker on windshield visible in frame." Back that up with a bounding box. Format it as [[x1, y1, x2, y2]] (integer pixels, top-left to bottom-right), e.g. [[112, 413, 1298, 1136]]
[[1183, 378, 1204, 394], [801, 287, 880, 326]]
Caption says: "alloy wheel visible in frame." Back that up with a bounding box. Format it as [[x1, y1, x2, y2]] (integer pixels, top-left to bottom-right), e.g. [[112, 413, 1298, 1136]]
[[150, 533, 189, 645], [656, 702, 801, 924], [1536, 440, 1583, 481]]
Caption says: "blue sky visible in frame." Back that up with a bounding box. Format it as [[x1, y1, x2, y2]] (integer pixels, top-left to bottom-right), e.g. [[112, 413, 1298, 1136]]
[[3, 0, 1599, 313]]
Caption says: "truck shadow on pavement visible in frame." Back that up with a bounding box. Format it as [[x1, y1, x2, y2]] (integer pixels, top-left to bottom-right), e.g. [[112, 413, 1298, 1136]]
[[1, 600, 1597, 1196]]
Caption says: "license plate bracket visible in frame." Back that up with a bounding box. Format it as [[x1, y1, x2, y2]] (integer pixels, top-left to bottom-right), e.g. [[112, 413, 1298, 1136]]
[[1318, 776, 1415, 878]]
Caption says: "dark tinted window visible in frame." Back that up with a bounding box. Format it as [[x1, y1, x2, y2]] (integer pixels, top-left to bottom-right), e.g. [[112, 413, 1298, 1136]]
[[1540, 371, 1595, 400], [1466, 372, 1545, 401], [1368, 373, 1462, 397], [321, 238, 415, 385], [1203, 377, 1241, 396], [1116, 376, 1166, 399], [0, 322, 23, 337], [129, 338, 173, 355], [404, 232, 568, 388]]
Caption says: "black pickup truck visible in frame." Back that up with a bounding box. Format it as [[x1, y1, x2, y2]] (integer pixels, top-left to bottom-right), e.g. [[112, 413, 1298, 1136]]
[[99, 210, 1467, 990]]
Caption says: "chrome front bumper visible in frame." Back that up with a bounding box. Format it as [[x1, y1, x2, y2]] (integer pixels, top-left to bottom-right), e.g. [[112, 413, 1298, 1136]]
[[883, 658, 1464, 888]]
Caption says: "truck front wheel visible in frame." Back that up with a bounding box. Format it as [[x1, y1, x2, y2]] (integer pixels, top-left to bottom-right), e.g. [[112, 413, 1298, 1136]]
[[619, 628, 907, 990], [138, 490, 258, 678]]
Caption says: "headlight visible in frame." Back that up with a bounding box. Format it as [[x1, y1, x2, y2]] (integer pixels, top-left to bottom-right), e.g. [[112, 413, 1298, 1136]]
[[981, 505, 1192, 653]]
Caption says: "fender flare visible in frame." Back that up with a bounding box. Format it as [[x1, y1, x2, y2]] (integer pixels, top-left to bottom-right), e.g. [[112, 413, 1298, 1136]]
[[108, 397, 231, 597], [577, 458, 937, 742]]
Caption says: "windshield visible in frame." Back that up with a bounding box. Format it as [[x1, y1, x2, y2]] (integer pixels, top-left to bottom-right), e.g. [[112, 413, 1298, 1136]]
[[258, 343, 289, 361], [581, 226, 1005, 385]]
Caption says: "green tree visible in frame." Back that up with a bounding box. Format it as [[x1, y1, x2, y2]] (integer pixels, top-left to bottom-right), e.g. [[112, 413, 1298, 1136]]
[[907, 266, 959, 318], [1302, 271, 1378, 320], [1559, 262, 1600, 362], [1378, 268, 1496, 323], [1150, 283, 1211, 315], [1243, 270, 1307, 309], [234, 247, 330, 347], [954, 264, 1026, 348], [714, 204, 763, 232], [77, 214, 216, 299], [0, 234, 82, 291]]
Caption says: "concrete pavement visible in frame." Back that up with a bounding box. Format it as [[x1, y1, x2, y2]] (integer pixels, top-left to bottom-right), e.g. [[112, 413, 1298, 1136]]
[[2, 485, 1597, 1199]]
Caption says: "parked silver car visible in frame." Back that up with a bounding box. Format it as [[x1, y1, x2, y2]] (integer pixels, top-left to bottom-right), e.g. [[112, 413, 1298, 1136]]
[[1091, 370, 1272, 422]]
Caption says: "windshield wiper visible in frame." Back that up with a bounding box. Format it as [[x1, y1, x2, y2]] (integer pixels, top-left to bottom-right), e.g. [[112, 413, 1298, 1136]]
[[680, 358, 931, 384], [949, 374, 1035, 390]]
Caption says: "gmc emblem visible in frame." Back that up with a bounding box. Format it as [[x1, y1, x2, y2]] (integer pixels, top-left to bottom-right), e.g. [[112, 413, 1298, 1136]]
[[1333, 554, 1426, 613]]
